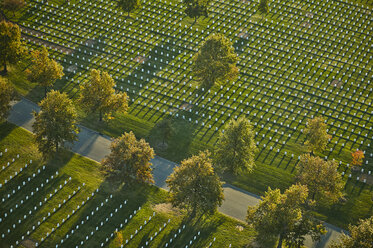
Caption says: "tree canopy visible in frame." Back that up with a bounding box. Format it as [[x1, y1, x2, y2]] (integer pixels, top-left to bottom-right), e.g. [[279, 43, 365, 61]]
[[193, 33, 238, 88], [117, 0, 141, 17], [26, 46, 64, 96], [258, 0, 269, 16], [102, 131, 155, 184], [183, 0, 211, 23], [214, 117, 257, 174], [330, 216, 373, 248], [32, 90, 79, 158], [166, 150, 224, 216], [304, 116, 331, 153], [2, 0, 25, 17], [351, 150, 364, 167], [0, 21, 24, 74], [297, 154, 344, 205], [79, 69, 128, 121], [247, 184, 326, 248], [0, 77, 14, 122]]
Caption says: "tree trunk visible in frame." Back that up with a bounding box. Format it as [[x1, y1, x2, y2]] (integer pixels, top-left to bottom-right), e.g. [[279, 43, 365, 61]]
[[99, 110, 103, 122], [311, 191, 316, 201], [55, 142, 59, 153], [128, 11, 130, 17], [277, 233, 284, 248], [3, 61, 7, 74], [194, 16, 197, 24], [44, 86, 48, 97]]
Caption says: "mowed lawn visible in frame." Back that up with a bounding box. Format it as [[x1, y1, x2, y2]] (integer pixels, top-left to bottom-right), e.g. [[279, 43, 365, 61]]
[[2, 0, 373, 231], [0, 122, 256, 248]]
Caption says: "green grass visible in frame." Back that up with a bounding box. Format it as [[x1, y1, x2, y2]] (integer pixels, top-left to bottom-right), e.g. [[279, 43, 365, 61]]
[[2, 0, 373, 230], [0, 122, 257, 247]]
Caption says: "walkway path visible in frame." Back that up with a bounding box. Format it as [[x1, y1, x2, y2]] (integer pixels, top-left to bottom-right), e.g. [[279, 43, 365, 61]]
[[7, 97, 345, 247]]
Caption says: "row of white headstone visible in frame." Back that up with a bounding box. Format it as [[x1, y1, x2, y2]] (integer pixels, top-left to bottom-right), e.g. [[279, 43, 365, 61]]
[[76, 200, 133, 248], [57, 193, 113, 247], [0, 171, 61, 224], [11, 183, 86, 248], [165, 224, 186, 247], [36, 188, 98, 247], [140, 219, 170, 248], [0, 154, 20, 172]]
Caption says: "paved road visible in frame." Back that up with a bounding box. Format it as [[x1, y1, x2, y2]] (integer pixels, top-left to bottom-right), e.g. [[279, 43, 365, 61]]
[[7, 98, 345, 247]]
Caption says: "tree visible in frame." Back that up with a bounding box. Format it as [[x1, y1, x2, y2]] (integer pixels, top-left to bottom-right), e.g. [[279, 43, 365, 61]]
[[0, 77, 14, 122], [351, 150, 364, 167], [117, 0, 141, 17], [2, 0, 25, 17], [258, 0, 269, 20], [214, 117, 257, 174], [0, 21, 24, 74], [304, 116, 331, 154], [79, 69, 128, 121], [329, 216, 373, 248], [166, 150, 224, 216], [102, 131, 155, 184], [193, 34, 238, 88], [26, 46, 64, 96], [183, 0, 211, 23], [297, 154, 344, 205], [32, 90, 79, 157], [155, 118, 174, 145], [247, 184, 326, 248]]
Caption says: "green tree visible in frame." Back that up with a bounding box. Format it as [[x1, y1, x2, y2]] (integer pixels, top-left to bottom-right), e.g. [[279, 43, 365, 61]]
[[2, 0, 25, 17], [247, 184, 326, 248], [26, 46, 64, 96], [155, 118, 174, 145], [102, 131, 155, 184], [183, 0, 211, 23], [193, 34, 238, 88], [117, 0, 141, 17], [304, 116, 331, 154], [329, 216, 373, 248], [0, 21, 24, 74], [258, 0, 269, 20], [79, 69, 128, 121], [0, 77, 14, 122], [166, 150, 224, 216], [297, 154, 344, 205], [32, 90, 79, 157], [214, 117, 257, 174]]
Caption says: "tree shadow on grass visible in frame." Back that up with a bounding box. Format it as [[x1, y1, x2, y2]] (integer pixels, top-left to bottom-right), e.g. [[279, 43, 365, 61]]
[[157, 213, 224, 247], [148, 117, 196, 163]]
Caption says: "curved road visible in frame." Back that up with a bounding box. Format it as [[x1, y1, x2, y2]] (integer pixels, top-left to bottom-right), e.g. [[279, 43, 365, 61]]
[[7, 98, 345, 247]]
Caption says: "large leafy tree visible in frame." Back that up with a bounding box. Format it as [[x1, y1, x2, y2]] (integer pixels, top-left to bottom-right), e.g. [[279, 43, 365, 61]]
[[155, 118, 174, 145], [102, 131, 155, 184], [247, 184, 326, 248], [258, 0, 269, 20], [33, 90, 79, 157], [117, 0, 141, 17], [193, 34, 238, 88], [304, 116, 331, 154], [214, 117, 257, 174], [26, 46, 64, 96], [0, 77, 14, 121], [183, 0, 211, 23], [166, 150, 224, 216], [0, 21, 24, 74], [330, 216, 373, 248], [2, 0, 25, 17], [79, 69, 128, 121], [297, 154, 344, 205]]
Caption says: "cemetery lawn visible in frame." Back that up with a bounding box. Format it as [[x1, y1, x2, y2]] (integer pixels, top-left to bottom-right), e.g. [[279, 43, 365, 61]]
[[0, 122, 257, 247], [3, 0, 373, 231]]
